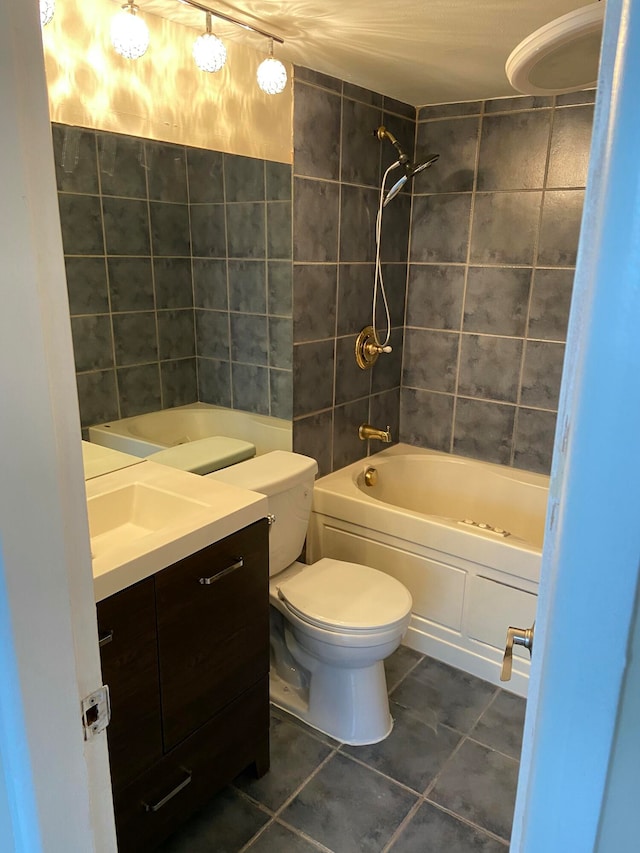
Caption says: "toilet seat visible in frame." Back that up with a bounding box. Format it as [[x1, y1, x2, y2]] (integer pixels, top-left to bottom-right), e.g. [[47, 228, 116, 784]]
[[275, 558, 412, 634]]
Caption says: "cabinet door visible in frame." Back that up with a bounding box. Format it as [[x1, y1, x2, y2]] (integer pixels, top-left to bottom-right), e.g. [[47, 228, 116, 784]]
[[155, 519, 269, 750], [97, 577, 163, 792]]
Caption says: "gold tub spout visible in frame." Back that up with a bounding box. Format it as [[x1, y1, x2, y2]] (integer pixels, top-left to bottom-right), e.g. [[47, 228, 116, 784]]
[[358, 423, 392, 443]]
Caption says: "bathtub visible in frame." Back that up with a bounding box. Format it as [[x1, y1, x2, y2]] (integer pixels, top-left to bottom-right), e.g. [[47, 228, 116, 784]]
[[89, 403, 292, 458], [307, 444, 549, 696]]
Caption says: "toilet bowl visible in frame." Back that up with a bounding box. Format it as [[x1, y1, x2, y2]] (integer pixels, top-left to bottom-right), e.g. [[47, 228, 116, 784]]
[[208, 451, 413, 745]]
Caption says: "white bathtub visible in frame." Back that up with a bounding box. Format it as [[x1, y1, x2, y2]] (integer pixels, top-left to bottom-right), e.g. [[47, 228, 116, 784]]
[[89, 403, 292, 458], [307, 444, 550, 696]]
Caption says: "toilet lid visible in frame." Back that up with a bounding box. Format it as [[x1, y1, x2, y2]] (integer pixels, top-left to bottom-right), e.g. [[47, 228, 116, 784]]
[[276, 558, 412, 632]]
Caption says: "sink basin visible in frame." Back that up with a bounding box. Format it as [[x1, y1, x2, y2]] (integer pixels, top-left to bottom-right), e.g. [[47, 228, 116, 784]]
[[88, 483, 208, 558], [85, 459, 268, 602]]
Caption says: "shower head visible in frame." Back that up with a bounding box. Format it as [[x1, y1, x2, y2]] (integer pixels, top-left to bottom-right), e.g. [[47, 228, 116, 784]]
[[376, 126, 438, 206], [382, 153, 440, 206]]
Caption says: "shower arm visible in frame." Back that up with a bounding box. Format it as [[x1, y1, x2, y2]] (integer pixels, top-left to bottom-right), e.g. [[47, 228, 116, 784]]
[[376, 126, 409, 165]]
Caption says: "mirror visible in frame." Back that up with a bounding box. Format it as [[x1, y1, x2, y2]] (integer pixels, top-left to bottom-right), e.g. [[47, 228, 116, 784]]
[[53, 122, 293, 439]]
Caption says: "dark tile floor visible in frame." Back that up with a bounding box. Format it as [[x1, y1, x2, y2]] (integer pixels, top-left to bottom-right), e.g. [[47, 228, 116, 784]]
[[158, 648, 526, 853]]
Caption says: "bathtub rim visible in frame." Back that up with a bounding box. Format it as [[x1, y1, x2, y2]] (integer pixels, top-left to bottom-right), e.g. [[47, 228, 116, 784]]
[[311, 444, 548, 584], [88, 402, 293, 458]]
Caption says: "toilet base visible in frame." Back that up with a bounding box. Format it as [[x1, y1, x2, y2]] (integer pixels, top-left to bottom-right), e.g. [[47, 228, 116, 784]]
[[269, 660, 394, 746]]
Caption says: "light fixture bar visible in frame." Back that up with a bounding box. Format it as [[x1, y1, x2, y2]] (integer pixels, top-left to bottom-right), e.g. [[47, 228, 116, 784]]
[[178, 0, 284, 44]]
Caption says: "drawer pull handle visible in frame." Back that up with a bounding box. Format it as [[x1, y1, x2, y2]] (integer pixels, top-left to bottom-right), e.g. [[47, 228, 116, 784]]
[[98, 630, 113, 648], [199, 557, 244, 585], [142, 769, 192, 812]]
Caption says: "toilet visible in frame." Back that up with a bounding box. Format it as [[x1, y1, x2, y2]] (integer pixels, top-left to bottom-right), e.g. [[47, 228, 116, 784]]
[[208, 450, 412, 745]]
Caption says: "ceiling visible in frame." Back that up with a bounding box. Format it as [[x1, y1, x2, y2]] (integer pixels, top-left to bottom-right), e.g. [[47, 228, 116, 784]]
[[131, 0, 597, 106]]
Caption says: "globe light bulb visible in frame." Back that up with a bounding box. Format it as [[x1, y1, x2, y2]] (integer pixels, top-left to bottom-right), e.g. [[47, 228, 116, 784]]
[[193, 30, 227, 73], [257, 56, 287, 95], [40, 0, 55, 27], [111, 3, 149, 61]]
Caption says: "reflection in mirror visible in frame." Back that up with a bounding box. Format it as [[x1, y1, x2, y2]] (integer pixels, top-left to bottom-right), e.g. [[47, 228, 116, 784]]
[[53, 122, 293, 447]]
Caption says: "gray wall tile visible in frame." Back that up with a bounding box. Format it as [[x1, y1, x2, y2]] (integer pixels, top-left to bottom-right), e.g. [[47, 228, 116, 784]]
[[463, 267, 531, 336], [458, 335, 523, 403], [417, 102, 481, 120], [71, 315, 113, 372], [293, 339, 335, 417], [65, 257, 109, 315], [196, 309, 229, 361], [145, 142, 187, 203], [339, 185, 378, 262], [187, 148, 223, 203], [226, 202, 266, 258], [453, 398, 515, 465], [98, 132, 147, 199], [150, 202, 191, 256], [232, 363, 269, 414], [270, 369, 293, 420], [161, 358, 198, 408], [333, 399, 369, 470], [58, 122, 292, 426], [117, 363, 162, 417], [230, 314, 269, 365], [190, 203, 227, 258], [293, 410, 333, 477], [112, 312, 158, 366], [197, 357, 231, 407], [154, 258, 193, 309], [158, 310, 195, 360], [403, 329, 459, 393], [470, 192, 541, 265], [406, 264, 465, 330], [193, 259, 228, 310], [293, 264, 338, 342], [293, 178, 339, 262], [411, 194, 472, 263], [75, 370, 118, 428], [228, 260, 267, 313], [400, 388, 454, 452], [528, 268, 574, 341], [107, 257, 154, 312], [520, 341, 565, 409], [547, 105, 594, 187], [224, 154, 265, 202], [294, 81, 341, 181], [477, 111, 551, 190], [537, 190, 584, 266], [52, 125, 98, 194], [58, 194, 104, 255], [341, 99, 382, 187], [103, 197, 150, 256], [269, 317, 293, 370], [416, 117, 479, 193], [335, 335, 372, 404], [513, 408, 557, 474]]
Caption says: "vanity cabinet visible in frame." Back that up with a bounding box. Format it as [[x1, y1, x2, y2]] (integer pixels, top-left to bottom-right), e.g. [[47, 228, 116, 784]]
[[97, 519, 270, 852]]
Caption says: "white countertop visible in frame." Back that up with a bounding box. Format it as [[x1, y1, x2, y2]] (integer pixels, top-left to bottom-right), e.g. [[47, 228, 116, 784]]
[[86, 459, 268, 602], [82, 440, 143, 480]]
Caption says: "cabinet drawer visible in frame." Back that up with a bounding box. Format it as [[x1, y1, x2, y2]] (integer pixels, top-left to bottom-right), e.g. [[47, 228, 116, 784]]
[[97, 577, 163, 792], [155, 519, 269, 750], [114, 677, 269, 853]]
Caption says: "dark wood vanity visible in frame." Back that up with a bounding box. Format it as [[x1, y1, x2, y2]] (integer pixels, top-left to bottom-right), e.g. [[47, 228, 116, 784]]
[[97, 518, 270, 851]]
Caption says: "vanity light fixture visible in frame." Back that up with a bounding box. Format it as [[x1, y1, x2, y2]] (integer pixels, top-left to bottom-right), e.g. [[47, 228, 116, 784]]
[[179, 0, 287, 95], [40, 0, 55, 27], [193, 11, 227, 73], [257, 38, 287, 95], [111, 0, 150, 60]]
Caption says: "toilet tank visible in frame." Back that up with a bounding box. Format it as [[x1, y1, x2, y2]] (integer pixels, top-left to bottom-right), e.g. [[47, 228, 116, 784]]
[[208, 451, 318, 576]]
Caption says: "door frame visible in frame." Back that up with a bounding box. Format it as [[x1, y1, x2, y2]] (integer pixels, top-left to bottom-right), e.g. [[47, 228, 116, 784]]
[[511, 0, 640, 849], [0, 1, 116, 850]]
